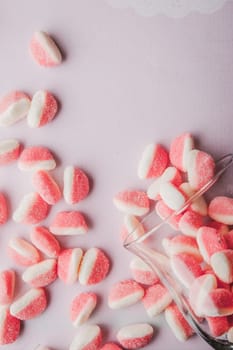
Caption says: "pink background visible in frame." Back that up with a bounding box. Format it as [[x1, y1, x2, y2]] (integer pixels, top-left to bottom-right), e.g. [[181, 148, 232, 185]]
[[1, 1, 233, 349]]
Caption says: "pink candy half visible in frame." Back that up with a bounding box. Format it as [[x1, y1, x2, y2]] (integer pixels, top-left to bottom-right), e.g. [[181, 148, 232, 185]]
[[58, 248, 83, 284], [13, 192, 49, 224], [129, 257, 158, 285], [0, 139, 21, 165], [29, 31, 62, 67], [22, 259, 57, 287], [50, 211, 88, 236], [113, 190, 150, 217], [18, 146, 56, 171], [208, 196, 233, 225], [0, 193, 8, 225], [120, 215, 145, 243], [108, 279, 144, 309], [137, 143, 168, 179], [8, 237, 41, 266], [10, 287, 47, 320], [0, 91, 31, 127], [178, 210, 204, 237], [32, 170, 61, 205], [142, 283, 172, 317], [79, 247, 110, 285], [69, 324, 102, 350], [27, 90, 58, 128], [116, 323, 154, 349], [169, 132, 194, 172], [165, 303, 193, 342], [0, 306, 20, 344], [162, 235, 202, 262], [30, 226, 61, 258], [0, 270, 15, 305], [70, 292, 97, 327], [63, 166, 90, 205]]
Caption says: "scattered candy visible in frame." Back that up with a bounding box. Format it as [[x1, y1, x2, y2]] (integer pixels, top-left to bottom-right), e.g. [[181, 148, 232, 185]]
[[159, 182, 186, 211], [79, 247, 110, 285], [70, 292, 97, 327], [210, 250, 233, 284], [155, 200, 182, 230], [129, 257, 158, 285], [113, 190, 150, 216], [50, 211, 88, 236], [8, 237, 41, 266], [170, 253, 203, 289], [13, 192, 49, 224], [0, 139, 21, 165], [63, 166, 90, 205], [169, 132, 194, 172], [27, 90, 58, 128], [142, 283, 172, 317], [178, 210, 204, 237], [179, 182, 208, 216], [208, 196, 233, 225], [69, 324, 102, 350], [18, 146, 56, 171], [30, 226, 61, 258], [206, 316, 229, 337], [58, 248, 83, 284], [29, 31, 62, 67], [0, 91, 31, 127], [0, 305, 20, 344], [196, 226, 227, 264], [0, 193, 8, 225], [162, 235, 202, 262], [22, 259, 57, 287], [32, 170, 61, 205], [108, 279, 144, 309], [10, 287, 47, 320], [137, 143, 168, 179], [0, 270, 15, 305], [164, 303, 193, 342], [116, 323, 154, 349], [198, 288, 233, 317], [147, 166, 182, 200], [120, 215, 145, 243], [186, 149, 215, 191]]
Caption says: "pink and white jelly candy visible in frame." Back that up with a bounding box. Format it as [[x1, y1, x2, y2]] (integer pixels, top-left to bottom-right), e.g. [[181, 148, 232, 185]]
[[116, 323, 154, 349], [129, 257, 158, 285], [69, 324, 102, 350], [113, 190, 150, 216], [186, 149, 215, 190], [108, 279, 144, 309], [137, 143, 168, 179], [0, 139, 21, 165], [206, 316, 229, 337], [189, 274, 217, 317], [155, 200, 182, 230], [30, 226, 61, 258], [142, 283, 172, 317], [162, 235, 202, 262], [63, 166, 90, 205], [29, 31, 62, 67], [13, 192, 49, 225], [210, 250, 233, 284], [179, 182, 208, 216], [79, 247, 110, 285], [199, 288, 233, 317], [32, 170, 61, 205], [50, 211, 88, 236], [178, 210, 204, 237], [170, 253, 203, 289], [0, 193, 8, 225], [18, 146, 56, 171], [196, 226, 227, 264], [10, 287, 47, 320], [165, 303, 193, 342], [70, 292, 97, 327], [27, 90, 58, 128], [208, 196, 233, 225], [169, 132, 194, 172], [120, 215, 145, 243], [8, 237, 41, 266], [22, 259, 57, 287], [208, 221, 229, 235], [0, 270, 15, 305], [159, 182, 186, 211], [0, 91, 31, 127], [0, 305, 20, 344], [147, 166, 182, 200], [58, 248, 83, 284]]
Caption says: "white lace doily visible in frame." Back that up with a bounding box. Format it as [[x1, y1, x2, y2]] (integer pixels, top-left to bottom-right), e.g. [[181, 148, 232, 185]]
[[105, 0, 232, 17]]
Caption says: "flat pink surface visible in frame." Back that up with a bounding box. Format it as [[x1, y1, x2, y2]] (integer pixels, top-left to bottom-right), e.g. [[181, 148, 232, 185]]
[[0, 1, 233, 349]]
